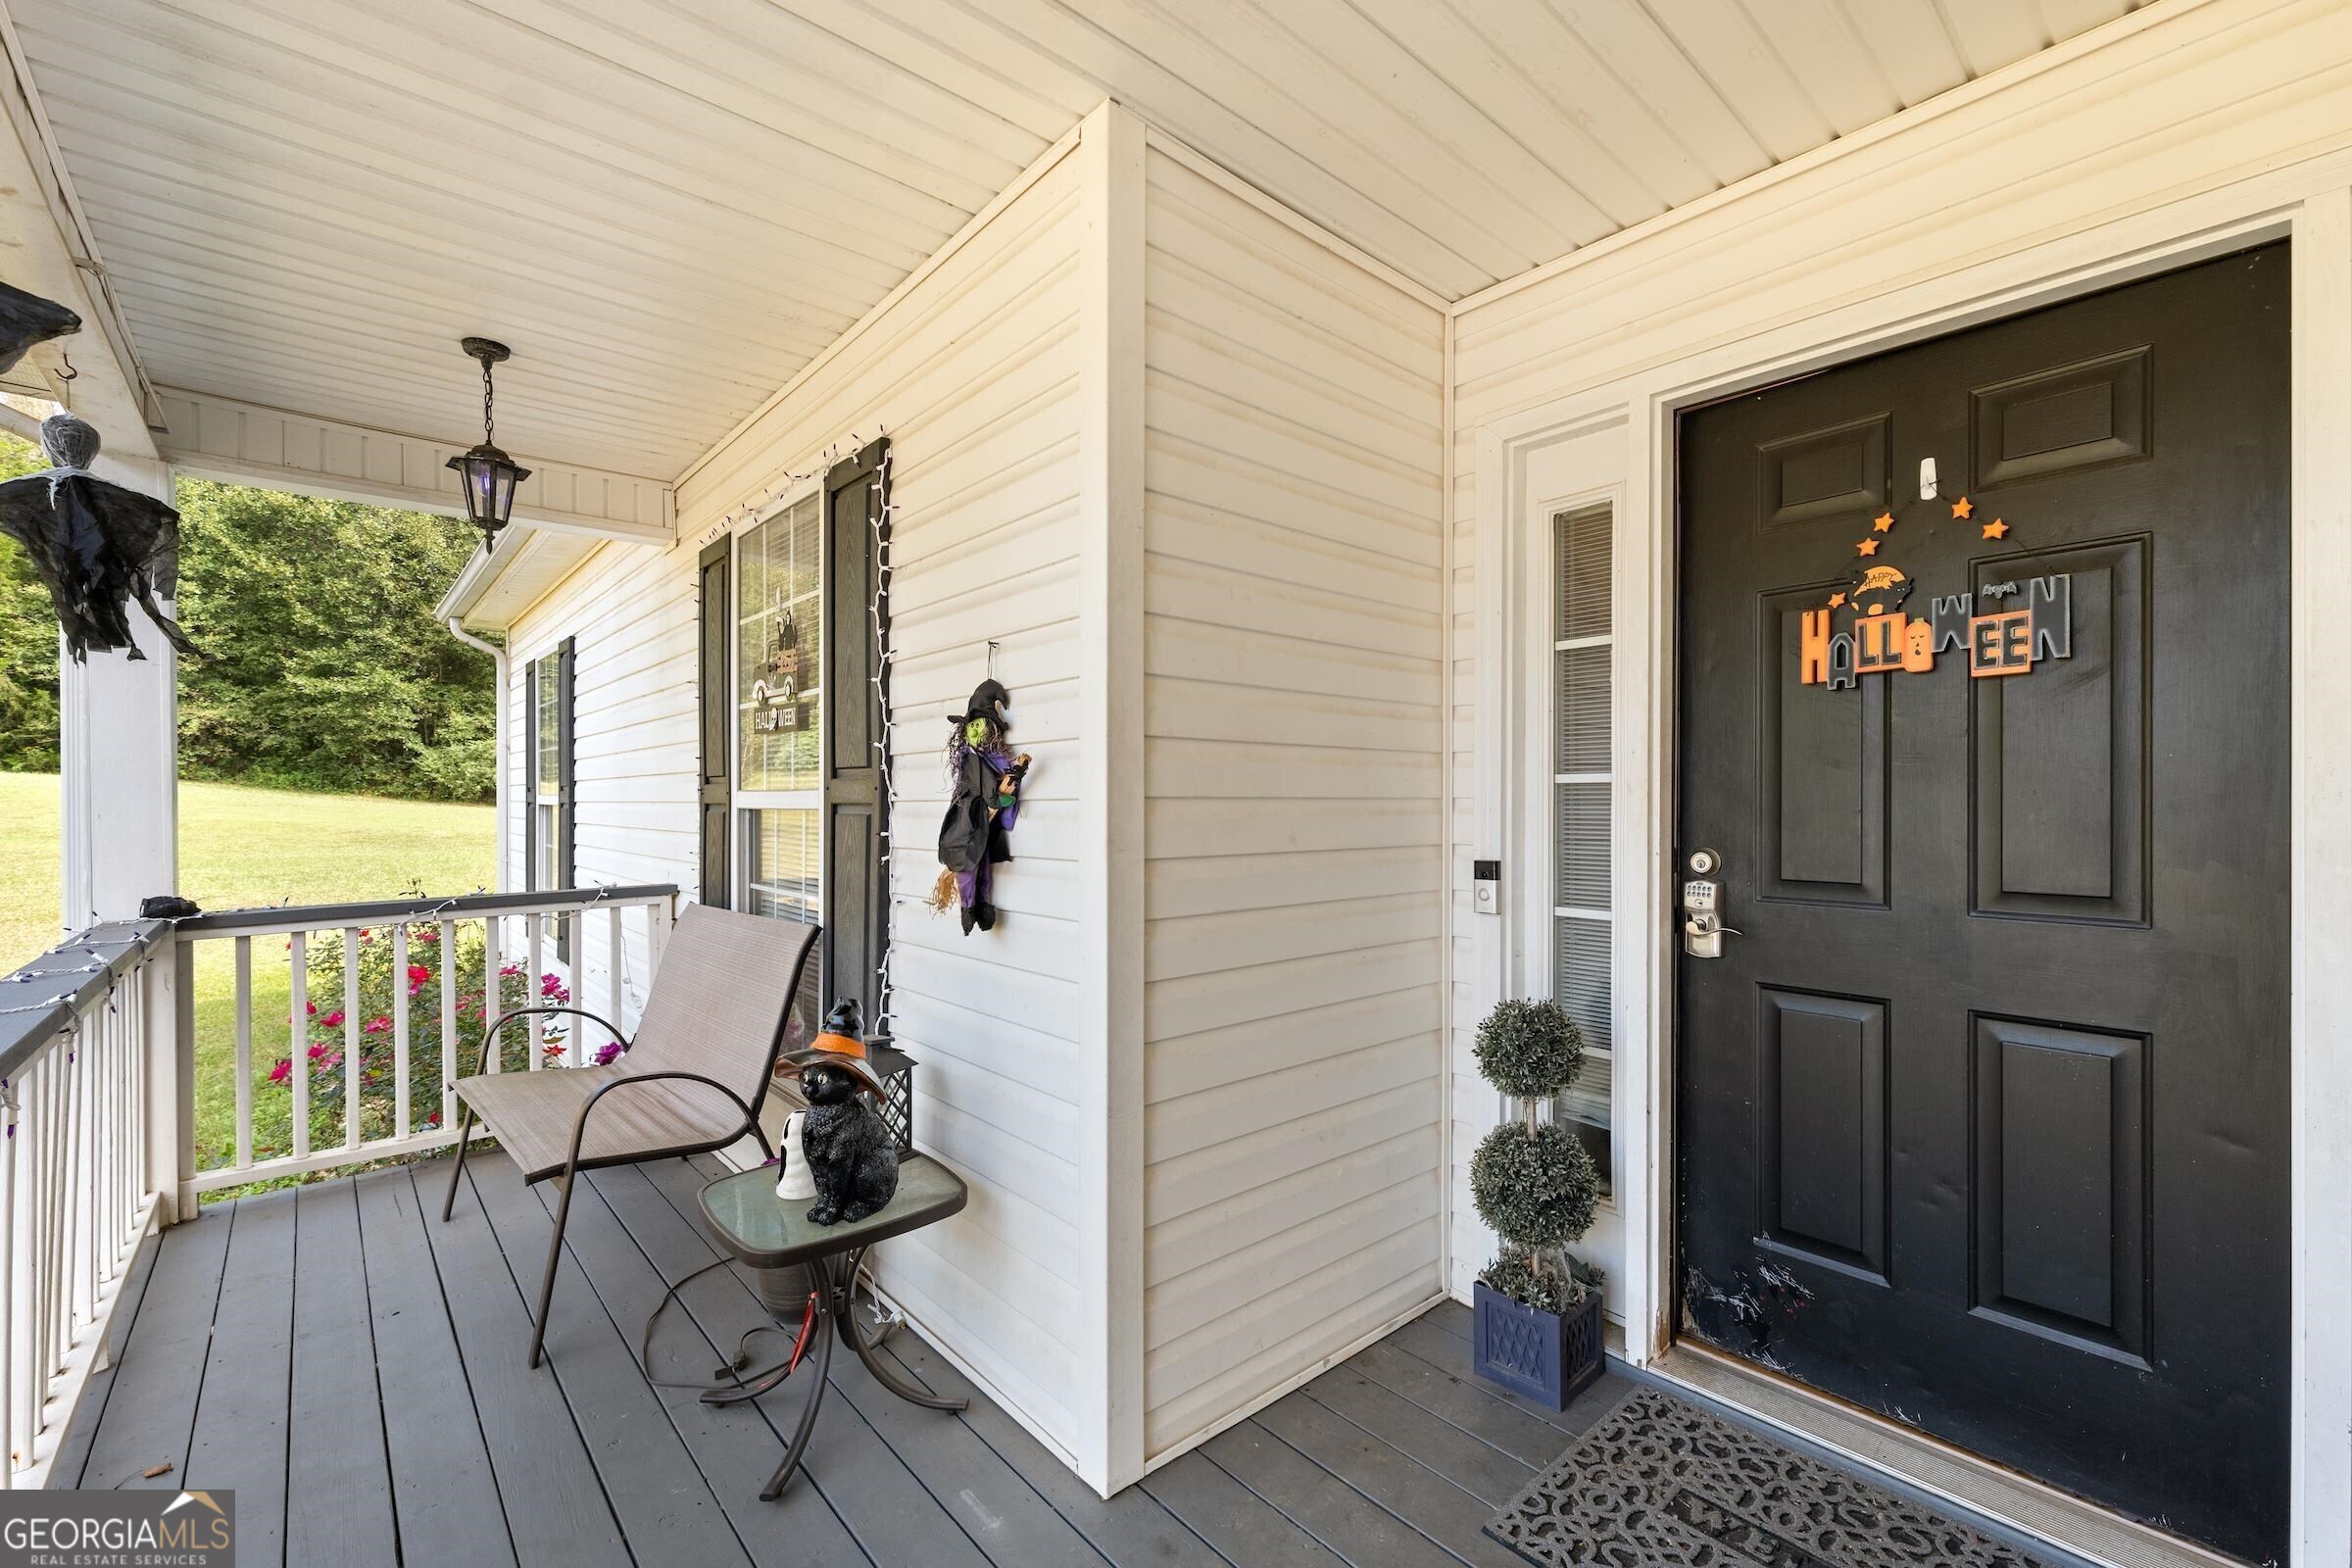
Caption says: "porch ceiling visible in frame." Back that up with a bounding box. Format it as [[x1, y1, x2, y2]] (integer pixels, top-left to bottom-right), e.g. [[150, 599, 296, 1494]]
[[7, 0, 2144, 483]]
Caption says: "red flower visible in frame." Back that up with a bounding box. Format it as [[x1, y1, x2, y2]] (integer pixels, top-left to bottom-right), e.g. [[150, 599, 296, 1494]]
[[305, 1001, 318, 1017], [269, 1058, 291, 1084], [364, 1014, 392, 1035], [319, 1009, 345, 1029], [308, 1043, 328, 1060]]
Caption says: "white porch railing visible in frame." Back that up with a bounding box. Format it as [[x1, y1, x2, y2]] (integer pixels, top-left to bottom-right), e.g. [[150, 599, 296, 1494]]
[[0, 918, 170, 1489], [173, 885, 677, 1210]]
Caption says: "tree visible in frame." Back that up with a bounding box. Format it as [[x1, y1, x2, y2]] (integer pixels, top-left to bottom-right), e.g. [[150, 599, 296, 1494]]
[[0, 431, 61, 768], [0, 467, 497, 798], [171, 480, 496, 801]]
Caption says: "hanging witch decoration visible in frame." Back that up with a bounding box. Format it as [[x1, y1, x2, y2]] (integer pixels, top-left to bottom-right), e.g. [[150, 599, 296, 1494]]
[[0, 409, 197, 662], [930, 678, 1031, 934]]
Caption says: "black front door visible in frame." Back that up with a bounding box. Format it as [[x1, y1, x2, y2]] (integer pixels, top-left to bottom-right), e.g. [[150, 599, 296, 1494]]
[[1676, 245, 2289, 1563]]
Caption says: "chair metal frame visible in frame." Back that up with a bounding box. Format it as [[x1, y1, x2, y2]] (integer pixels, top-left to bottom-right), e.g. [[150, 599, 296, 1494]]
[[441, 923, 818, 1368]]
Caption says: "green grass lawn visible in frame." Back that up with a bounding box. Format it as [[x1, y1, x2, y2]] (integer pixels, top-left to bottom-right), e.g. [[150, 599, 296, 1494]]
[[0, 772, 493, 1182]]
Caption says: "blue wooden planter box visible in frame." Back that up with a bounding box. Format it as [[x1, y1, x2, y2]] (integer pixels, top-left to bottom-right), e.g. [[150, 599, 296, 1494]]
[[1473, 1281, 1604, 1410]]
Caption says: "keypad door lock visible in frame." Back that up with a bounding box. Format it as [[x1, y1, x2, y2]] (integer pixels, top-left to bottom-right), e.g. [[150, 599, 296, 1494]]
[[1681, 850, 1740, 958]]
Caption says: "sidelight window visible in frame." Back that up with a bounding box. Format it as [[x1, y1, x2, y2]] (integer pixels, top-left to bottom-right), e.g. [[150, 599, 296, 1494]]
[[1551, 504, 1613, 1183]]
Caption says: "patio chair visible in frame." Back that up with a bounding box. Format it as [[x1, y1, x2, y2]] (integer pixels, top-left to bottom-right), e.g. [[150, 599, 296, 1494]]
[[441, 903, 823, 1367]]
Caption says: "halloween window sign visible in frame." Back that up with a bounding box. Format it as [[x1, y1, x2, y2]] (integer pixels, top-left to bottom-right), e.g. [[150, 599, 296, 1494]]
[[929, 678, 1031, 935], [1794, 495, 2071, 688]]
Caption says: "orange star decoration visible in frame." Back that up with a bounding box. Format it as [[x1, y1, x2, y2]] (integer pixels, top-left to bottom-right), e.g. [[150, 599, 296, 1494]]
[[1855, 537, 1881, 558], [1872, 512, 1894, 532], [1828, 591, 1846, 609], [1982, 517, 2010, 540], [1951, 496, 1975, 520]]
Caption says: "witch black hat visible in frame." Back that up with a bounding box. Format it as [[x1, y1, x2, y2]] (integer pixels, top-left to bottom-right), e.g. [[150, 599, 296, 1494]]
[[959, 679, 1010, 728]]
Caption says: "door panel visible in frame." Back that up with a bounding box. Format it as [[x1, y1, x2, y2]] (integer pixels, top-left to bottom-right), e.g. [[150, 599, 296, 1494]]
[[1676, 245, 2289, 1563]]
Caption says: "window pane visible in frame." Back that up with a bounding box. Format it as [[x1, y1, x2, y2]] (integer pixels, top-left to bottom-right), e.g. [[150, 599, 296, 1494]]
[[737, 494, 823, 791], [1553, 913, 1610, 1053], [747, 808, 819, 924], [1555, 781, 1608, 908], [535, 658, 560, 790], [1555, 645, 1610, 773], [1555, 504, 1611, 640]]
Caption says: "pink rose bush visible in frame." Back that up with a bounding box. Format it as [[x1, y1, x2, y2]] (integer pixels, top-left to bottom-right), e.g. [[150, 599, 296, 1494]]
[[254, 915, 600, 1161]]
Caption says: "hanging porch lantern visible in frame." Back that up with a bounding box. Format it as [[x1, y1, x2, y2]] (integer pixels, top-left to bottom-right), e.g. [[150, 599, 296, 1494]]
[[447, 335, 530, 551]]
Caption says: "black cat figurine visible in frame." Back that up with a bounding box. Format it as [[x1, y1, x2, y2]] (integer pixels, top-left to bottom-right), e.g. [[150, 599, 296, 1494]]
[[792, 1001, 900, 1226]]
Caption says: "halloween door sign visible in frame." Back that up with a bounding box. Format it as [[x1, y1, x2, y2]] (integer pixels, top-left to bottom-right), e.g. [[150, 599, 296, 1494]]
[[1794, 497, 2071, 689]]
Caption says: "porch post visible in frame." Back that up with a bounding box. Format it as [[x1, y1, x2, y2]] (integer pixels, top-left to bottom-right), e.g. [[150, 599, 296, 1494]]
[[1074, 98, 1147, 1495], [57, 452, 184, 1224], [57, 452, 179, 929]]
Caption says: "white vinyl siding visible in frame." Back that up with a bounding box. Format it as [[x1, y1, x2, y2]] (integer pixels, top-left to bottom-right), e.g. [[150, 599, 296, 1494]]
[[506, 143, 1088, 1469], [1137, 146, 1447, 1461], [677, 147, 1091, 1455]]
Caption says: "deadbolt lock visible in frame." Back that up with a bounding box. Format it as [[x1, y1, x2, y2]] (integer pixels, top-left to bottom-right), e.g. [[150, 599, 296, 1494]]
[[1681, 853, 1740, 958]]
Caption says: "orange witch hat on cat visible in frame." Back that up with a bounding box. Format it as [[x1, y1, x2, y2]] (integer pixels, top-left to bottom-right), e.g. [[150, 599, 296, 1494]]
[[781, 999, 890, 1100]]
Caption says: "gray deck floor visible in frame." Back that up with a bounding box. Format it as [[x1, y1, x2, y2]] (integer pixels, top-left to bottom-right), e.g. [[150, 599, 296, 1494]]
[[59, 1151, 1633, 1568]]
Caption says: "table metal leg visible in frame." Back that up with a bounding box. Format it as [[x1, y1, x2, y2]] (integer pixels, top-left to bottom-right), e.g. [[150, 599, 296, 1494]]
[[839, 1293, 966, 1411], [759, 1262, 836, 1502]]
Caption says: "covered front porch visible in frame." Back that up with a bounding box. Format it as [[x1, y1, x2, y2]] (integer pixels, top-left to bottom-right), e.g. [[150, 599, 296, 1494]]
[[3, 1, 2351, 1565], [68, 1147, 1628, 1568]]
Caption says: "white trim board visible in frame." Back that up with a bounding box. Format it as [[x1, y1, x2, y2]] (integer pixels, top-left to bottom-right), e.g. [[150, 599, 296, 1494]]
[[1471, 191, 2349, 1568]]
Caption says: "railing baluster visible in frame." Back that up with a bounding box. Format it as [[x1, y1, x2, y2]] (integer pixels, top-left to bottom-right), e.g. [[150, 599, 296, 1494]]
[[392, 924, 412, 1142], [526, 917, 545, 1071], [604, 906, 623, 1064], [484, 915, 503, 1075], [289, 932, 309, 1160], [342, 927, 362, 1150], [232, 930, 254, 1175], [439, 919, 458, 1132]]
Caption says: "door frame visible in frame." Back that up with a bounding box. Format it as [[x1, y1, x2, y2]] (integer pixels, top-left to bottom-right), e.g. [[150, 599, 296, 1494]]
[[1473, 188, 2352, 1559]]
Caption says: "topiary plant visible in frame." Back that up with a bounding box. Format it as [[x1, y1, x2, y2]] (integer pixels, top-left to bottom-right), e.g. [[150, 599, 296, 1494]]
[[1471, 997, 1601, 1311]]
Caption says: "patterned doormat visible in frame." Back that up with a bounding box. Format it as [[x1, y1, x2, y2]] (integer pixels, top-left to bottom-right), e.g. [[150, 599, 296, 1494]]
[[1486, 1388, 2050, 1568]]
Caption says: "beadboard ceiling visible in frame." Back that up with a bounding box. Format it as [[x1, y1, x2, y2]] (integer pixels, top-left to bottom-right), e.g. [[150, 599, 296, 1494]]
[[5, 0, 2143, 482]]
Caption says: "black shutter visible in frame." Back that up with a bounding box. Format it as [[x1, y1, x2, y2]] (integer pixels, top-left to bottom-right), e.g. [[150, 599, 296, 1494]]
[[823, 437, 889, 1023], [697, 536, 733, 908], [522, 658, 539, 891]]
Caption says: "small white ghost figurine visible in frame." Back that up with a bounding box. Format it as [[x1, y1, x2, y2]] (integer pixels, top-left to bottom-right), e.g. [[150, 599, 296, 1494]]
[[774, 1109, 817, 1201]]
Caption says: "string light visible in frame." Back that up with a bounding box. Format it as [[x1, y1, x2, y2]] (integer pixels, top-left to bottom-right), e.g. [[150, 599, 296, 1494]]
[[721, 433, 902, 1034]]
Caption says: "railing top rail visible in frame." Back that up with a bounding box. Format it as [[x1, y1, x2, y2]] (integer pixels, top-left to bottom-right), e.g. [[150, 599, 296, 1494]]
[[0, 917, 171, 1080], [173, 883, 681, 939]]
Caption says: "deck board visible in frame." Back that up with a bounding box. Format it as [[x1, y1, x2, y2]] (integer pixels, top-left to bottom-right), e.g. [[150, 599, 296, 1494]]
[[67, 1152, 1625, 1568], [287, 1180, 399, 1568], [351, 1163, 517, 1568], [75, 1198, 231, 1489], [185, 1189, 296, 1565]]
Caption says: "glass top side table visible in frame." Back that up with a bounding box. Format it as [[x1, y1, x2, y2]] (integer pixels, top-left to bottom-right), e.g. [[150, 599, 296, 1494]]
[[695, 1153, 970, 1499]]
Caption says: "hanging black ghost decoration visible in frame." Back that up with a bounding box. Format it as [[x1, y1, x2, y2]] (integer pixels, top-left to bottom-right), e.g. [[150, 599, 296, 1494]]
[[0, 280, 79, 376], [930, 678, 1030, 935], [0, 411, 197, 662]]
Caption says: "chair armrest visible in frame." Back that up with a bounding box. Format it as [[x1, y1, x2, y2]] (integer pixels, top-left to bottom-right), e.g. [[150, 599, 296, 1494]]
[[563, 1069, 770, 1174], [473, 1004, 632, 1077]]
